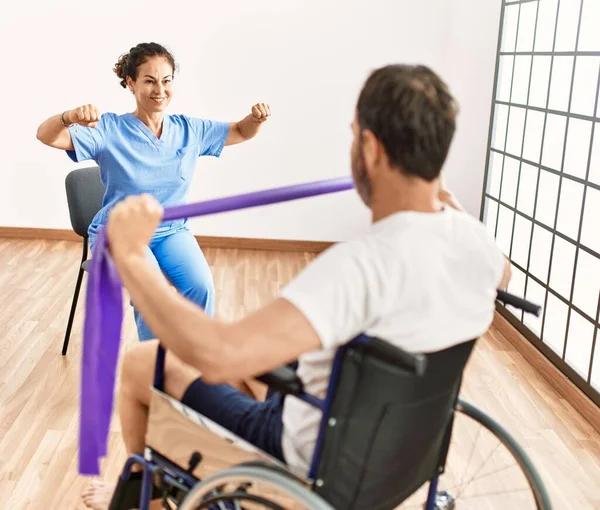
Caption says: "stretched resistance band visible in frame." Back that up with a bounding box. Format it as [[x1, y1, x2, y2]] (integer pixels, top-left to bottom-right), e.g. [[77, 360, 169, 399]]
[[79, 176, 354, 475]]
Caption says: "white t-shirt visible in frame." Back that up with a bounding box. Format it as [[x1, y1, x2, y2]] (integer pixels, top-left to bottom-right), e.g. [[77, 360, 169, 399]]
[[278, 206, 506, 474]]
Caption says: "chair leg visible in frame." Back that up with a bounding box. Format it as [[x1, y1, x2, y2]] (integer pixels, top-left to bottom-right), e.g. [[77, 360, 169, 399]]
[[62, 239, 88, 355]]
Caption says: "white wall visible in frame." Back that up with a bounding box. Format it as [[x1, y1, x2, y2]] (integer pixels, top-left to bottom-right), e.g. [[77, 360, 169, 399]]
[[0, 0, 501, 241]]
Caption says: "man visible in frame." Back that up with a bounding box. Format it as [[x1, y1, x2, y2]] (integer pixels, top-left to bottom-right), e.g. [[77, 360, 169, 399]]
[[82, 64, 510, 509]]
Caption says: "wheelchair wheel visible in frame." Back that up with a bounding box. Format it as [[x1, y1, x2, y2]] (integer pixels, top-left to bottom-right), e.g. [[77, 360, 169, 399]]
[[401, 399, 552, 509], [178, 464, 335, 510]]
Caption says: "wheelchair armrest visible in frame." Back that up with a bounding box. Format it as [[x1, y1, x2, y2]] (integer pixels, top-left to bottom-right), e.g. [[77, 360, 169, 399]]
[[256, 366, 305, 396], [367, 337, 427, 376]]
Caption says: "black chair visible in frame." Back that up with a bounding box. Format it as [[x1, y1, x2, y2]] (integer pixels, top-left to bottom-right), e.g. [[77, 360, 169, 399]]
[[62, 166, 105, 355]]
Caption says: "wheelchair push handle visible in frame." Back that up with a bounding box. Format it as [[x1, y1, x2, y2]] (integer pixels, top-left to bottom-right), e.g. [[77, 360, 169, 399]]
[[496, 290, 541, 317]]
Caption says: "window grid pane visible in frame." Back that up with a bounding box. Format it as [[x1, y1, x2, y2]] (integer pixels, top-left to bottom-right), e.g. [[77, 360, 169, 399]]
[[483, 0, 600, 403], [591, 327, 600, 388]]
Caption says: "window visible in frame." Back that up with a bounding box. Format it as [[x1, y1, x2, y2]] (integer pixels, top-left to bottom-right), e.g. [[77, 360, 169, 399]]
[[482, 0, 600, 406]]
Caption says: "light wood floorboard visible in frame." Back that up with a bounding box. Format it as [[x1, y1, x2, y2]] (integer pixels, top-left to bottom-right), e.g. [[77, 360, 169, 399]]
[[0, 239, 598, 509]]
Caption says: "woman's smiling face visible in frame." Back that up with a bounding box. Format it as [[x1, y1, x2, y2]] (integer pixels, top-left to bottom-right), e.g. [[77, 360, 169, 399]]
[[127, 56, 174, 114]]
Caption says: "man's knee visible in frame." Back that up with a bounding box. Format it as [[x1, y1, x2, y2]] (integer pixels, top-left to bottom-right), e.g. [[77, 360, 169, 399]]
[[164, 355, 202, 402], [121, 341, 160, 403], [121, 339, 201, 402]]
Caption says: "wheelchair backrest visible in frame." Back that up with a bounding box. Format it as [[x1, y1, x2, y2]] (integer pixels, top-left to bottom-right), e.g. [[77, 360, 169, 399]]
[[312, 336, 476, 510]]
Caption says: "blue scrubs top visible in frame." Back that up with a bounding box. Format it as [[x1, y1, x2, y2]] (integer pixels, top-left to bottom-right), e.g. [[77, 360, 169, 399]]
[[66, 112, 230, 238]]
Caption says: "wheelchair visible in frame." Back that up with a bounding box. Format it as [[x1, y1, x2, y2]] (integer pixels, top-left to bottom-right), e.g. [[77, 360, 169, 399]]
[[110, 291, 552, 509]]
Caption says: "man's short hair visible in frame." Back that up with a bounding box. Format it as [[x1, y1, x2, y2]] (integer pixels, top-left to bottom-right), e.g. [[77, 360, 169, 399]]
[[357, 64, 458, 181]]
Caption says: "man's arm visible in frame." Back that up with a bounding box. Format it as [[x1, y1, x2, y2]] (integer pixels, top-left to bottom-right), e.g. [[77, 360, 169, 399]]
[[438, 177, 512, 289], [107, 195, 320, 384], [225, 103, 271, 146], [116, 253, 320, 383], [498, 260, 512, 290]]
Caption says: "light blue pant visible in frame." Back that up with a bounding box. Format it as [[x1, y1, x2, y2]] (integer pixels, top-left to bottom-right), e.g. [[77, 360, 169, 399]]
[[91, 226, 215, 340]]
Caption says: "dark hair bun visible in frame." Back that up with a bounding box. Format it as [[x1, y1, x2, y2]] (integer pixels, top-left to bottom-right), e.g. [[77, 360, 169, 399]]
[[113, 53, 130, 88]]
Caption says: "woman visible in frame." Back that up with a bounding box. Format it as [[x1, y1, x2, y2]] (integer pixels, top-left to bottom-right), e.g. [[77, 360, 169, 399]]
[[37, 41, 271, 341]]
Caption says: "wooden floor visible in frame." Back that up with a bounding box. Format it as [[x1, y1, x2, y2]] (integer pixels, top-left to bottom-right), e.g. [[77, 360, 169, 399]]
[[0, 238, 598, 509]]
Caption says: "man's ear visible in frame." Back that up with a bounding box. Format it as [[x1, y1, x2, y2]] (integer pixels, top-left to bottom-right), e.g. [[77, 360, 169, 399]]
[[361, 129, 380, 175]]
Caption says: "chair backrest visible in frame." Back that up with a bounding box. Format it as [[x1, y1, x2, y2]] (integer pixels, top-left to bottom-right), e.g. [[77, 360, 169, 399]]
[[64, 166, 105, 238], [313, 336, 476, 510]]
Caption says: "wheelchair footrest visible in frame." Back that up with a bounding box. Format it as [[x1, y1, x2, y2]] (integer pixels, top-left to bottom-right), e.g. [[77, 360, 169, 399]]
[[108, 471, 162, 510]]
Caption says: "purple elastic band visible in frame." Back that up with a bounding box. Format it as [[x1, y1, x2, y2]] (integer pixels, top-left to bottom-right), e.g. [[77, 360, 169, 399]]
[[79, 176, 354, 475]]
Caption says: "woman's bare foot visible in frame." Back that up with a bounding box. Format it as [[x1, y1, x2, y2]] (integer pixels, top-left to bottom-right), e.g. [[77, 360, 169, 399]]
[[81, 480, 116, 510]]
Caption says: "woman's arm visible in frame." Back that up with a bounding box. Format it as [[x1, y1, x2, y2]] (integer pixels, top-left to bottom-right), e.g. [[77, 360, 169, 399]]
[[36, 105, 102, 150], [225, 103, 271, 146]]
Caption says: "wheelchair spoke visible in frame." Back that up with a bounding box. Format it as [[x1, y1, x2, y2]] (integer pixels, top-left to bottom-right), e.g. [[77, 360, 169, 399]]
[[444, 461, 522, 493], [457, 423, 483, 490], [179, 466, 333, 510], [196, 491, 286, 510], [450, 487, 536, 501], [455, 442, 502, 499], [399, 403, 546, 509]]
